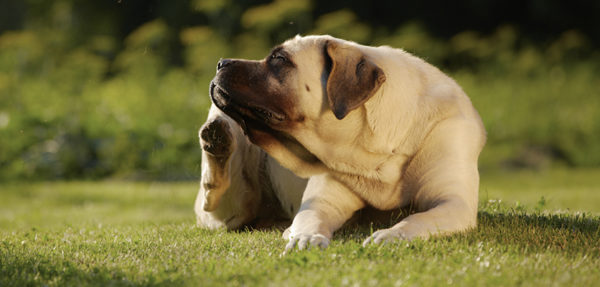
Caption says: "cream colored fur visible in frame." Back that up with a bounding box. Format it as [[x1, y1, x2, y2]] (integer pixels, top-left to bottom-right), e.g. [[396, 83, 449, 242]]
[[195, 35, 486, 252], [194, 106, 306, 229]]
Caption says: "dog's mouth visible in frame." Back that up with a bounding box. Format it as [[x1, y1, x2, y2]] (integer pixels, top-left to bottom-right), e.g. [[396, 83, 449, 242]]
[[210, 82, 323, 169], [210, 82, 286, 132]]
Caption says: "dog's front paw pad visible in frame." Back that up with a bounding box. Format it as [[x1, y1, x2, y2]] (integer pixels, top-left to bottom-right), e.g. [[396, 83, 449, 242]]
[[284, 234, 329, 254], [362, 228, 406, 247], [200, 118, 233, 157]]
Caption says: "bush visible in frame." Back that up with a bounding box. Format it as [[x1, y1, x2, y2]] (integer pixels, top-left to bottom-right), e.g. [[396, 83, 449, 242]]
[[0, 2, 598, 180]]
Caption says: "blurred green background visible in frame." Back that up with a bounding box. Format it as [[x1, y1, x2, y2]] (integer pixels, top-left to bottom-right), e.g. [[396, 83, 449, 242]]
[[0, 0, 599, 181]]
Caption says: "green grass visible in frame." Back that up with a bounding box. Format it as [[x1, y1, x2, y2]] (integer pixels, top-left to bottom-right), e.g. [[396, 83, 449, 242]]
[[480, 168, 600, 214], [1, 170, 599, 286]]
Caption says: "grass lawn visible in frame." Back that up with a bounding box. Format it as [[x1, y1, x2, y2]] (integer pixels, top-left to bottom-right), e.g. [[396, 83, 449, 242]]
[[1, 169, 599, 286]]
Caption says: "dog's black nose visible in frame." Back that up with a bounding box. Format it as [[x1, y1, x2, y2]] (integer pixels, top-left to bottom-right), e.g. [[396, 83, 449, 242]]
[[217, 58, 233, 71]]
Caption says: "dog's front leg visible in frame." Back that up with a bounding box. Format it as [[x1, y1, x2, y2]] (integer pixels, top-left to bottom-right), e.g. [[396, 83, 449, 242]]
[[363, 119, 482, 245], [361, 195, 477, 246], [361, 164, 479, 245], [284, 174, 364, 252]]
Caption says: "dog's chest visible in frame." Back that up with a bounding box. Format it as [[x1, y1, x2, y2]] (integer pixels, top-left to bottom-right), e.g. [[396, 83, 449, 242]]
[[332, 159, 410, 210]]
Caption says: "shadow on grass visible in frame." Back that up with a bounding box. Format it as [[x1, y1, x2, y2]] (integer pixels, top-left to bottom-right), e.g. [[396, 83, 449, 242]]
[[474, 211, 600, 255], [332, 209, 600, 256], [0, 258, 185, 287]]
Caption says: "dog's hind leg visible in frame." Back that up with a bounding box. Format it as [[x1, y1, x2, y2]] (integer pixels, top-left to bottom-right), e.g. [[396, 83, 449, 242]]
[[197, 108, 236, 212]]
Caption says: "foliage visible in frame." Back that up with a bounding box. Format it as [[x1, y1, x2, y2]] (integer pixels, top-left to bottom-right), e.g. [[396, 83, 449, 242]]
[[1, 173, 599, 286], [0, 0, 599, 180]]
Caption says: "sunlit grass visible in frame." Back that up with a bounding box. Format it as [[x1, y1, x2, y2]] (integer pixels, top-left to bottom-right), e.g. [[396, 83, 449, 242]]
[[480, 168, 600, 214], [0, 182, 196, 230], [1, 169, 599, 286]]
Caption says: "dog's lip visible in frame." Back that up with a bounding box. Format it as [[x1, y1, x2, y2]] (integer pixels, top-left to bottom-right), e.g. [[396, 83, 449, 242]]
[[209, 82, 229, 108], [209, 82, 286, 125], [210, 82, 248, 132]]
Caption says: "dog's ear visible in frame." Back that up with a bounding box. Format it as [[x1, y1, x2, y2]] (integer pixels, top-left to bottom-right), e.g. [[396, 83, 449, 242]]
[[324, 40, 386, 120]]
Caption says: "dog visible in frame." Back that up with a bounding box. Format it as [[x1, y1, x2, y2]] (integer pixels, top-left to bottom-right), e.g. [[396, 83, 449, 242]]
[[194, 105, 306, 230], [195, 35, 486, 252]]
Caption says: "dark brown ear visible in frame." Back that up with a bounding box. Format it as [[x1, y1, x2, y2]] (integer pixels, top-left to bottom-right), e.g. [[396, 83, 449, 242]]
[[325, 40, 386, 120]]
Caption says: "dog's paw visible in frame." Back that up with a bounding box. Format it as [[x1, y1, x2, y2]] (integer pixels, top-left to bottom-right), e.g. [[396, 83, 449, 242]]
[[362, 227, 407, 247], [200, 118, 234, 158], [283, 233, 329, 254], [282, 227, 291, 239]]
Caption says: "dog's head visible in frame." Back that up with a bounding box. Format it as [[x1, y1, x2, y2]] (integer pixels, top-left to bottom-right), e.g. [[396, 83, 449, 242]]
[[210, 35, 386, 176]]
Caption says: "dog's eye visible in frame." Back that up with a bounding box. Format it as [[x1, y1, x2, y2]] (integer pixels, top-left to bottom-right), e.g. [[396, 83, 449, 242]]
[[270, 53, 287, 63]]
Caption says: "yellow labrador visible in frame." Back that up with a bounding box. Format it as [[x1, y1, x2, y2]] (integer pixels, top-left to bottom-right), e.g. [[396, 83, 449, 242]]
[[195, 35, 486, 251]]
